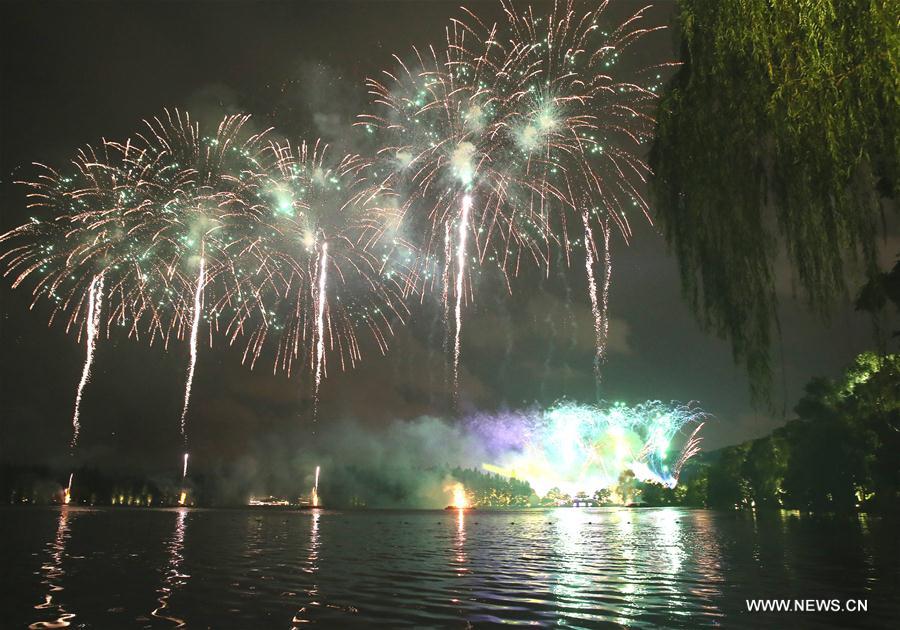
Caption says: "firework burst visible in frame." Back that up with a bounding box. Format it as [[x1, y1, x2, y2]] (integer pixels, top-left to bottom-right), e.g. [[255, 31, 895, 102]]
[[495, 0, 669, 384], [244, 139, 412, 413], [1, 1, 675, 447], [359, 0, 669, 400], [359, 19, 553, 401], [1, 112, 410, 446]]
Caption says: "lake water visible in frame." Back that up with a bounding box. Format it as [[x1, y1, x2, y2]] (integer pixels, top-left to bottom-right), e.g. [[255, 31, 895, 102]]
[[1, 506, 896, 628]]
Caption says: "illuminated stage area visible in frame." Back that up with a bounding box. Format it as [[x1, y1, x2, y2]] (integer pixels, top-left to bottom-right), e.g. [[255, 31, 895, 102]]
[[473, 401, 705, 499]]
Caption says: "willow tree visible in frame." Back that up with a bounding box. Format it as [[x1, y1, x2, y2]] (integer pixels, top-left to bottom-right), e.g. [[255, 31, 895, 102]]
[[651, 0, 898, 399]]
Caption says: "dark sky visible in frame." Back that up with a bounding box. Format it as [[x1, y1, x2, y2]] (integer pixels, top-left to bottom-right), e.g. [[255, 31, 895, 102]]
[[0, 0, 894, 475]]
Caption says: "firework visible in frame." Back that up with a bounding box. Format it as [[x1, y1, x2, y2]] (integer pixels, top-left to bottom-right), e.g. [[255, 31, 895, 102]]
[[359, 0, 669, 398], [359, 27, 551, 401], [1, 1, 674, 442], [1, 112, 411, 441], [476, 400, 706, 497], [127, 111, 267, 448], [246, 139, 411, 410], [0, 110, 271, 453], [493, 0, 669, 382]]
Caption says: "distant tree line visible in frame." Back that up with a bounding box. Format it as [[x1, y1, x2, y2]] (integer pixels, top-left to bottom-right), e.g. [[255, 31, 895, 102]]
[[0, 463, 537, 509], [0, 464, 191, 507], [447, 467, 536, 507]]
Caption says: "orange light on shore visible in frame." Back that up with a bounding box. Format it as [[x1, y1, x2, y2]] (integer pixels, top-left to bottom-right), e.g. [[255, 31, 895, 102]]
[[178, 491, 187, 506], [450, 483, 468, 509], [63, 473, 73, 505], [311, 465, 320, 507]]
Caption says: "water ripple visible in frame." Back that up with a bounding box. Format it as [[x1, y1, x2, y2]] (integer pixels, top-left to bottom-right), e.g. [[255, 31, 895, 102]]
[[0, 507, 894, 628]]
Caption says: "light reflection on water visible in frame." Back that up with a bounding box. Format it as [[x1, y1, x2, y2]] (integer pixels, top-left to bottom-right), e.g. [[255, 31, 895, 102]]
[[29, 506, 76, 629], [291, 509, 321, 626], [3, 506, 896, 628], [151, 508, 189, 627]]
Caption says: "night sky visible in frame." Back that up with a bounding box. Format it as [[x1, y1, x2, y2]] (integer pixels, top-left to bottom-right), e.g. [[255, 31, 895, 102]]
[[0, 0, 893, 474]]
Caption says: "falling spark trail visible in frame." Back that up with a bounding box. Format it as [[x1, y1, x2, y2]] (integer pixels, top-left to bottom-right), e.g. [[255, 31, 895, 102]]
[[442, 222, 452, 394], [71, 273, 105, 449], [442, 223, 452, 350], [313, 243, 329, 419], [452, 195, 472, 403], [581, 211, 604, 389], [600, 220, 612, 366], [180, 254, 206, 443], [182, 453, 189, 479]]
